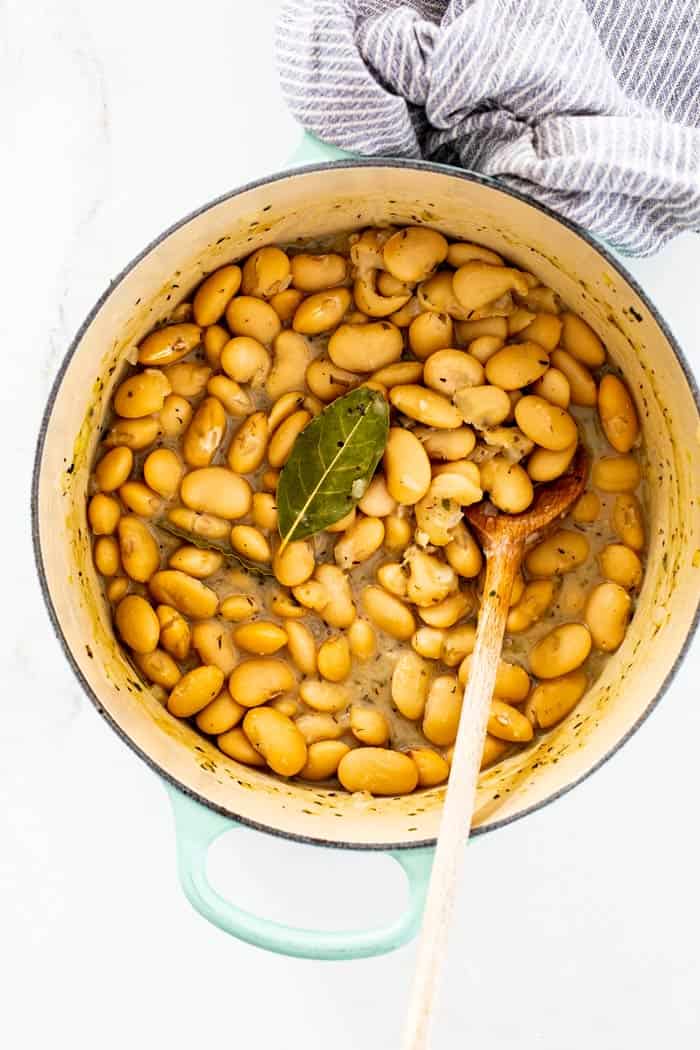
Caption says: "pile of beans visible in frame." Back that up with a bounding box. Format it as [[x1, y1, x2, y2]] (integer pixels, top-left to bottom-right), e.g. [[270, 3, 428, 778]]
[[87, 226, 646, 796]]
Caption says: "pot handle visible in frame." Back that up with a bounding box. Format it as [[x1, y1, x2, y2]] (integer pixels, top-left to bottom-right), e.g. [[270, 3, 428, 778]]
[[288, 130, 357, 167], [167, 783, 433, 960]]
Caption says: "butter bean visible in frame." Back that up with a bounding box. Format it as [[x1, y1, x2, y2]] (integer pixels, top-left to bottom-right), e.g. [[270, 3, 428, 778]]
[[285, 619, 317, 675], [457, 316, 508, 343], [229, 658, 295, 708], [560, 312, 605, 366], [217, 727, 266, 766], [419, 590, 473, 629], [114, 369, 171, 419], [598, 543, 643, 589], [383, 513, 412, 552], [232, 621, 288, 656], [299, 740, 351, 781], [95, 446, 133, 492], [423, 349, 484, 397], [444, 521, 482, 578], [299, 680, 350, 714], [107, 578, 129, 603], [180, 467, 252, 520], [414, 426, 476, 462], [334, 516, 385, 569], [383, 227, 448, 283], [291, 252, 347, 292], [337, 748, 418, 796], [514, 396, 578, 451], [423, 675, 461, 746], [485, 342, 550, 390], [403, 546, 458, 607], [168, 665, 224, 718], [598, 375, 639, 453], [362, 585, 416, 640], [219, 594, 260, 622], [518, 286, 561, 314], [134, 648, 181, 689], [167, 506, 230, 540], [244, 707, 308, 777], [507, 579, 556, 633], [94, 536, 120, 577], [441, 623, 477, 667], [88, 493, 121, 535], [376, 562, 407, 597], [292, 287, 352, 335], [585, 581, 632, 652], [193, 265, 242, 325], [241, 247, 291, 299], [532, 367, 571, 409], [447, 242, 503, 267], [348, 619, 377, 662], [592, 455, 641, 493], [305, 357, 359, 402], [227, 295, 281, 344], [206, 376, 254, 419], [454, 385, 510, 427], [269, 288, 304, 324], [452, 262, 528, 313], [481, 734, 511, 769], [527, 441, 577, 482], [157, 604, 191, 659], [273, 540, 315, 587], [168, 545, 222, 579], [149, 570, 218, 619], [525, 670, 588, 729], [407, 749, 449, 788], [119, 481, 162, 518], [137, 322, 202, 366], [230, 525, 271, 565], [572, 491, 600, 524], [529, 623, 592, 678], [519, 311, 563, 351], [389, 384, 461, 429], [357, 475, 396, 519], [159, 395, 193, 438], [328, 320, 403, 373], [507, 308, 536, 335], [203, 325, 229, 368], [350, 705, 390, 746], [370, 362, 424, 387], [182, 396, 226, 466], [525, 529, 589, 577], [191, 621, 237, 674], [220, 336, 271, 386], [315, 564, 356, 627], [411, 626, 445, 660], [143, 448, 182, 499], [384, 427, 432, 505], [196, 690, 245, 735], [267, 331, 311, 400], [391, 651, 431, 720], [408, 312, 454, 360], [117, 516, 159, 581], [164, 361, 212, 398], [550, 349, 597, 407], [103, 417, 162, 450], [612, 493, 645, 550], [479, 456, 533, 513], [267, 410, 310, 468], [295, 714, 344, 746], [487, 700, 534, 742], [459, 654, 530, 702]]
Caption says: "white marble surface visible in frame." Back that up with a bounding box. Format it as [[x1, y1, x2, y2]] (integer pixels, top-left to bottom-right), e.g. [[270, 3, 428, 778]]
[[3, 2, 700, 1047]]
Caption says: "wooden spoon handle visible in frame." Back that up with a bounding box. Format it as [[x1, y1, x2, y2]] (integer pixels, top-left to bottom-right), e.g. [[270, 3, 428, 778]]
[[401, 538, 523, 1050]]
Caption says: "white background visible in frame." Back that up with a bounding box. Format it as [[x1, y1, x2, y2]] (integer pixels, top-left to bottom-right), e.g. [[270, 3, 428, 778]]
[[2, 2, 699, 1047]]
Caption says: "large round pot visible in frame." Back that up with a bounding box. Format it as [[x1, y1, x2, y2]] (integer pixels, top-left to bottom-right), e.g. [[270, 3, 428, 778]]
[[33, 134, 700, 959]]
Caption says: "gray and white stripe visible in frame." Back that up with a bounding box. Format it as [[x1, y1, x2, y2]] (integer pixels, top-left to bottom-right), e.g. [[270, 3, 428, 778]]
[[275, 0, 700, 255]]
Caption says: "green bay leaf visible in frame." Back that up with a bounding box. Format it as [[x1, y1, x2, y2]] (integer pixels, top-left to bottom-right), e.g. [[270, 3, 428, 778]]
[[277, 387, 389, 547]]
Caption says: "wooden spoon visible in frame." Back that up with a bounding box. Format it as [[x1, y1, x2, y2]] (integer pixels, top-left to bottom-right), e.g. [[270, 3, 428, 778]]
[[402, 448, 588, 1050]]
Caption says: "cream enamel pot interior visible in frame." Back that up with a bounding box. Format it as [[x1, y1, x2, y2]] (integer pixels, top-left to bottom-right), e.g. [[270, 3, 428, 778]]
[[33, 134, 700, 959]]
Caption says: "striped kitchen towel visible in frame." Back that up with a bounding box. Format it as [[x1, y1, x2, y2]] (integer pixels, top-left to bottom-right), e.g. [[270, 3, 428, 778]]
[[275, 0, 700, 255]]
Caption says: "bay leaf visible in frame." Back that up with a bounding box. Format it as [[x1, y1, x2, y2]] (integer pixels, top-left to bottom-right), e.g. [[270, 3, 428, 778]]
[[277, 387, 389, 547], [155, 519, 274, 577]]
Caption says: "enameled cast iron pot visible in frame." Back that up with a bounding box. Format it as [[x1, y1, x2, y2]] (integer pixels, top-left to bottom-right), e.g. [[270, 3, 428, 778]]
[[33, 133, 700, 959]]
